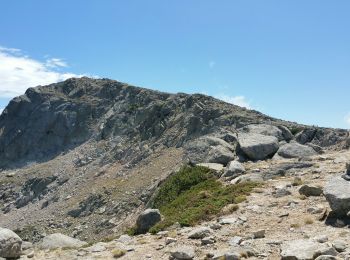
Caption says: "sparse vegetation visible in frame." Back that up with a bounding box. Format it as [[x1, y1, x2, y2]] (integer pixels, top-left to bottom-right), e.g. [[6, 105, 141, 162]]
[[289, 126, 304, 135], [112, 249, 127, 258], [304, 216, 314, 225], [149, 165, 258, 234], [292, 177, 303, 186]]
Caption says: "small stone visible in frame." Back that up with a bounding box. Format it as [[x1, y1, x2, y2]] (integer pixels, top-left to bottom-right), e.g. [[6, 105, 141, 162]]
[[253, 229, 265, 239], [218, 218, 237, 225], [314, 256, 338, 260], [332, 240, 347, 252], [210, 223, 222, 230], [170, 246, 195, 259], [299, 184, 323, 197], [211, 251, 240, 260], [27, 251, 35, 258], [228, 236, 243, 246], [188, 227, 211, 239], [313, 235, 328, 243], [201, 236, 215, 245], [165, 237, 177, 245]]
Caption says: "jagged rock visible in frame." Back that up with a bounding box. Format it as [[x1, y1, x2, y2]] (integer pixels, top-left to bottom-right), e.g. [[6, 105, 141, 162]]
[[299, 185, 323, 197], [0, 227, 22, 259], [170, 246, 195, 259], [185, 136, 235, 165], [40, 233, 87, 249], [188, 227, 211, 239], [277, 142, 317, 159], [324, 176, 350, 216], [196, 163, 224, 172], [238, 133, 279, 160], [67, 193, 106, 218], [281, 239, 328, 260], [136, 209, 161, 234], [222, 161, 245, 179], [15, 176, 58, 208], [296, 129, 317, 144]]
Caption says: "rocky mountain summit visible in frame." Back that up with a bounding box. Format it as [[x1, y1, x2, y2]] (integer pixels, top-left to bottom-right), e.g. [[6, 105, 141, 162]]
[[0, 77, 350, 259]]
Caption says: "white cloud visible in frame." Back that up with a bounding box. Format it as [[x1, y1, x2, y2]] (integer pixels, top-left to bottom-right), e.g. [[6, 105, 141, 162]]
[[0, 108, 3, 114], [344, 113, 350, 127], [0, 46, 85, 98], [215, 94, 251, 109], [209, 61, 216, 69]]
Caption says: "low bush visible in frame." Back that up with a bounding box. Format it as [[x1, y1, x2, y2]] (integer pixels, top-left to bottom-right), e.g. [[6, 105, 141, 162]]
[[149, 165, 258, 233]]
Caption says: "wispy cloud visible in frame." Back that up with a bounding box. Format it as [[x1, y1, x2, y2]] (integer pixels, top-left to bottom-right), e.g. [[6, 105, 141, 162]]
[[0, 46, 85, 98], [209, 61, 216, 69], [215, 94, 251, 109], [344, 112, 350, 127]]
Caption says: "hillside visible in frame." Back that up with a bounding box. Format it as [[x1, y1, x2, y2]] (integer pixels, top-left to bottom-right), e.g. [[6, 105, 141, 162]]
[[0, 77, 349, 259]]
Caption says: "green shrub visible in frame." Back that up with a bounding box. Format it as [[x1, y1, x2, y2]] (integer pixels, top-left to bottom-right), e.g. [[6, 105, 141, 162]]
[[151, 165, 215, 209], [289, 126, 304, 135], [149, 166, 258, 233]]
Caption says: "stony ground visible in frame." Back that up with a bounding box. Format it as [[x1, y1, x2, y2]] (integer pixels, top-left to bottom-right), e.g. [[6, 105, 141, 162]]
[[13, 149, 350, 260]]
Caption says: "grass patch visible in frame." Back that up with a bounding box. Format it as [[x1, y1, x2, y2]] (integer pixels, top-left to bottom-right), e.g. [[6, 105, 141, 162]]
[[292, 177, 303, 186], [288, 126, 304, 135], [149, 166, 258, 234], [112, 249, 126, 258]]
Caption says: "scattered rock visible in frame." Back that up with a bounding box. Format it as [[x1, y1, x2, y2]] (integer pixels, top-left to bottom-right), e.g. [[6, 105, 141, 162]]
[[136, 209, 162, 234], [324, 176, 350, 217], [170, 246, 195, 259], [252, 229, 265, 239], [238, 133, 279, 160], [314, 256, 338, 260], [313, 235, 328, 243], [281, 239, 327, 260], [201, 236, 215, 245], [222, 160, 245, 179], [40, 233, 86, 250], [277, 142, 317, 159], [211, 251, 240, 260], [231, 173, 264, 184], [197, 163, 224, 172], [0, 227, 22, 259], [165, 237, 177, 245], [299, 184, 323, 197], [332, 240, 347, 252], [188, 227, 211, 239]]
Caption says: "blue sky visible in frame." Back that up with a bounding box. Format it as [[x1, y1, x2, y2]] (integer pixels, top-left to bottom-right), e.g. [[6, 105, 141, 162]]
[[1, 1, 350, 128]]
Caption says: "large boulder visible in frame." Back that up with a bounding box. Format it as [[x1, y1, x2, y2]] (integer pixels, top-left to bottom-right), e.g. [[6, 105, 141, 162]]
[[170, 246, 195, 259], [136, 209, 162, 234], [238, 133, 279, 160], [40, 233, 87, 249], [277, 142, 317, 159], [281, 239, 329, 260], [324, 176, 350, 217], [0, 227, 22, 259], [240, 124, 290, 141], [185, 136, 235, 165]]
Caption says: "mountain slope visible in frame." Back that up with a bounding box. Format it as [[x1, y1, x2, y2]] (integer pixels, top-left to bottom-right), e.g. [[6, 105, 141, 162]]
[[0, 77, 349, 243]]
